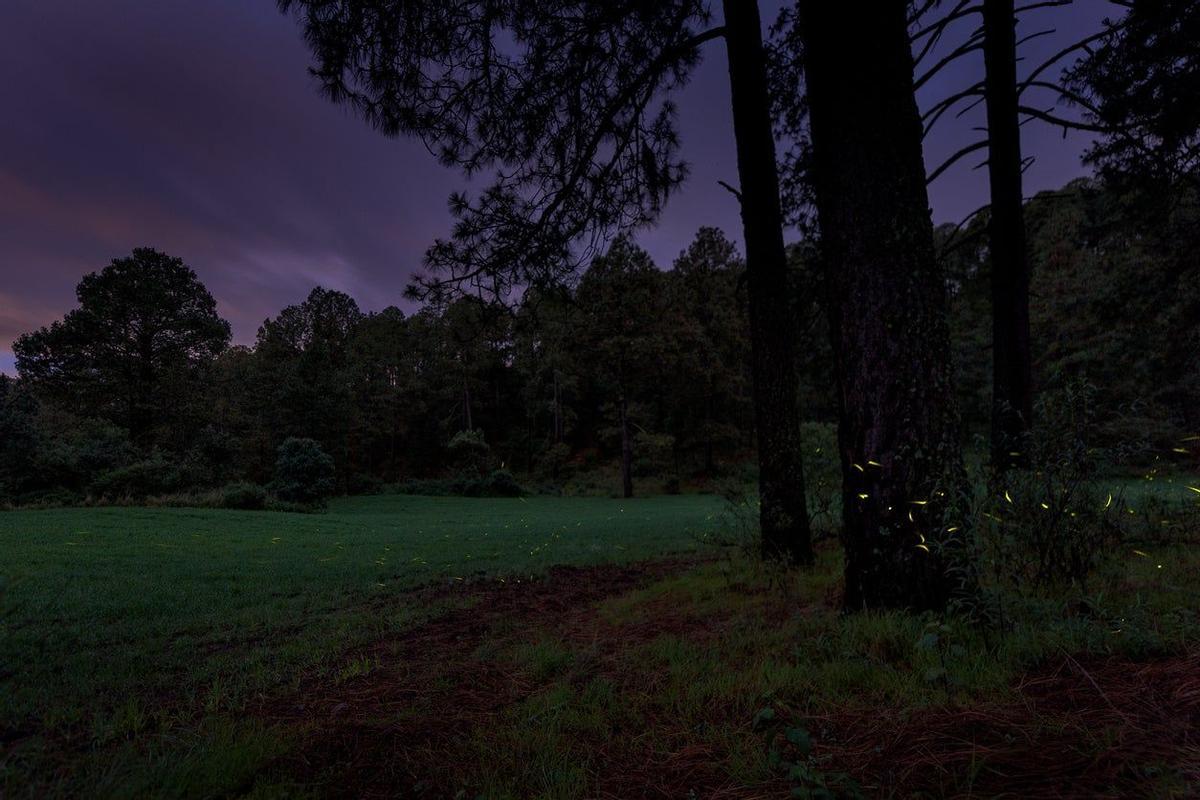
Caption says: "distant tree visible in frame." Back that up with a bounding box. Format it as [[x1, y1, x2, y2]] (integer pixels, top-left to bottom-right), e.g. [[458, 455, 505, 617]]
[[798, 3, 966, 610], [1025, 180, 1200, 454], [14, 248, 230, 448], [256, 287, 364, 477], [668, 227, 753, 474], [349, 307, 421, 480], [0, 376, 39, 499], [280, 0, 814, 564], [576, 237, 672, 498], [438, 297, 512, 435], [270, 437, 336, 504], [511, 288, 582, 474]]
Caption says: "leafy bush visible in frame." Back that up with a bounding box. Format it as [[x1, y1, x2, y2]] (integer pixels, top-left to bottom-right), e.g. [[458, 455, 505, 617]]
[[535, 441, 573, 479], [633, 431, 675, 477], [395, 478, 455, 496], [484, 469, 525, 497], [347, 473, 383, 495], [964, 381, 1127, 610], [395, 470, 525, 497], [220, 482, 268, 510], [269, 438, 336, 505], [799, 421, 840, 531], [35, 416, 135, 493], [447, 429, 493, 476], [90, 454, 188, 500]]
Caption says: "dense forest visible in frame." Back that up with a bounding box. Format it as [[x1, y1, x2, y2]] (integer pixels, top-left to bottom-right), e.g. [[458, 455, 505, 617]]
[[2, 178, 1196, 508]]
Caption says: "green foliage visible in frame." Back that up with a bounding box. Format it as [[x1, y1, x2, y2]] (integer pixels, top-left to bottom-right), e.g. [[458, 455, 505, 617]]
[[632, 432, 675, 478], [219, 482, 268, 510], [89, 454, 192, 500], [946, 180, 1200, 461], [1065, 0, 1200, 188], [447, 428, 494, 476], [970, 382, 1130, 599], [269, 437, 336, 505], [483, 469, 526, 498], [13, 248, 230, 447], [754, 708, 864, 800]]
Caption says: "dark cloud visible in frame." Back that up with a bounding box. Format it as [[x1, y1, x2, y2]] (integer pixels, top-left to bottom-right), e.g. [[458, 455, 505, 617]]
[[0, 0, 1112, 372]]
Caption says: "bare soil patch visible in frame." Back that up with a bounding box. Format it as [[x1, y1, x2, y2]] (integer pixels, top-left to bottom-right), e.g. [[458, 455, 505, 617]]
[[253, 561, 1199, 799]]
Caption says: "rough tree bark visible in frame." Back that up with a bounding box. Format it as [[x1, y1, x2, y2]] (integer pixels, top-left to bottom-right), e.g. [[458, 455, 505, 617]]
[[983, 0, 1034, 470], [723, 0, 814, 566], [800, 2, 966, 610]]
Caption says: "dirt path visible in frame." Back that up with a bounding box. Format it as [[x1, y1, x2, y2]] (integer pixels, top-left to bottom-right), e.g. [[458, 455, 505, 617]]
[[253, 558, 703, 797], [251, 560, 1200, 799]]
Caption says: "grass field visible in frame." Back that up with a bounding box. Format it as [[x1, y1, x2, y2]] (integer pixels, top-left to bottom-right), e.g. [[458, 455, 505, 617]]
[[2, 484, 1198, 798], [0, 494, 724, 797]]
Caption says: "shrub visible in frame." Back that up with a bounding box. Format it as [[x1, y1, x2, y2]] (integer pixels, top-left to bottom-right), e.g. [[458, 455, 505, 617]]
[[220, 482, 268, 510], [90, 454, 187, 500], [663, 474, 682, 495], [536, 442, 573, 480], [347, 473, 383, 495], [965, 380, 1126, 606], [800, 421, 840, 531], [484, 469, 526, 497], [447, 429, 493, 476], [269, 438, 336, 505], [633, 431, 675, 477]]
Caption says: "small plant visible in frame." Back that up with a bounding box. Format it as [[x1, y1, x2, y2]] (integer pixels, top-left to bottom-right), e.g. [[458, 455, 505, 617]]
[[269, 438, 336, 505], [971, 381, 1126, 597], [915, 618, 965, 691], [753, 706, 864, 800]]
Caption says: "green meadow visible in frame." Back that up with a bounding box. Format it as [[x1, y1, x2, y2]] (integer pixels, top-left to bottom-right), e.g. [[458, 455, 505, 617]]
[[0, 494, 723, 797], [2, 481, 1198, 797]]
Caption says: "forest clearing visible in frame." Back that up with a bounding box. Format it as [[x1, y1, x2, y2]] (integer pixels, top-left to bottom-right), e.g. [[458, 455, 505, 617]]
[[3, 482, 1198, 797]]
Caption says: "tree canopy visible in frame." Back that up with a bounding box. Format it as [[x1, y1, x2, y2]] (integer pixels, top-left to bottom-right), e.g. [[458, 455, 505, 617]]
[[13, 248, 230, 447]]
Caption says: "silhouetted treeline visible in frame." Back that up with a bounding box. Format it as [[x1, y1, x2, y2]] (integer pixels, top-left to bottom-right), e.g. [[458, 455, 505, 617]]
[[2, 176, 1196, 506], [0, 229, 833, 503]]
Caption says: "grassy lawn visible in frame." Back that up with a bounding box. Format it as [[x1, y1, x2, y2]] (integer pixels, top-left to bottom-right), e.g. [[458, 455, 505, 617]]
[[0, 493, 724, 798], [2, 483, 1197, 798]]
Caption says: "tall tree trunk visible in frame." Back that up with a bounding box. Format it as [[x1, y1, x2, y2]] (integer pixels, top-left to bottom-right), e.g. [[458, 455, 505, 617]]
[[800, 2, 966, 611], [619, 393, 634, 498], [723, 0, 813, 566], [983, 0, 1034, 470], [463, 383, 473, 431]]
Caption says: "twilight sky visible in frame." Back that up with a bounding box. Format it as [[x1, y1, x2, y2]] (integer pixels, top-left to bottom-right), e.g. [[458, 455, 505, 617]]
[[0, 1, 1113, 374]]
